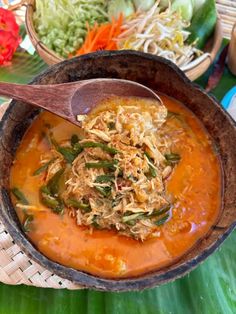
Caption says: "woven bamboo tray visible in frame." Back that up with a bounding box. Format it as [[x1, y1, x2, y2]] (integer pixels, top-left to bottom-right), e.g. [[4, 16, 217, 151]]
[[24, 0, 224, 81], [0, 0, 235, 290]]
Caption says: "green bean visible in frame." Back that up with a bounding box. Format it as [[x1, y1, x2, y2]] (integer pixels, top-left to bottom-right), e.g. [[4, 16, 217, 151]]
[[40, 193, 63, 213], [57, 147, 77, 163], [46, 169, 64, 196], [155, 214, 170, 226], [122, 213, 143, 223], [65, 199, 91, 212], [122, 205, 171, 224], [81, 141, 119, 155], [85, 159, 118, 170], [95, 174, 115, 183], [11, 188, 29, 205], [144, 152, 157, 178], [33, 158, 56, 176], [148, 205, 171, 218], [165, 153, 181, 164], [95, 186, 112, 197]]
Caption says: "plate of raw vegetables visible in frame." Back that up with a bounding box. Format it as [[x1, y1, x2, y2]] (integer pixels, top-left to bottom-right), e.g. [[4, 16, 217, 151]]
[[26, 0, 222, 80]]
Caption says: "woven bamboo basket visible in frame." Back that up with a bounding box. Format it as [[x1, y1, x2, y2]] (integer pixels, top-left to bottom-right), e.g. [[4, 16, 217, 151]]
[[24, 0, 223, 81]]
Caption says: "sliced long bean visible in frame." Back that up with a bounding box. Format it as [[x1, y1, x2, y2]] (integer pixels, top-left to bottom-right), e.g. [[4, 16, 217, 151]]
[[57, 147, 77, 163], [11, 188, 29, 205], [95, 186, 112, 197], [40, 188, 64, 214], [165, 153, 181, 164], [65, 198, 91, 212], [33, 158, 56, 176], [81, 141, 119, 155], [46, 168, 64, 196], [95, 174, 115, 183], [85, 159, 118, 170], [155, 214, 170, 226], [144, 152, 157, 178]]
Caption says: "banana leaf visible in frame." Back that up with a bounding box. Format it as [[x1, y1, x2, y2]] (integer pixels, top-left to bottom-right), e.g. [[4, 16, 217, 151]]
[[0, 41, 235, 314]]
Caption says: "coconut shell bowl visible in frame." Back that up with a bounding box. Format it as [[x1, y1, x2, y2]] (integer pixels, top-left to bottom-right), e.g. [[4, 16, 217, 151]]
[[0, 51, 236, 291]]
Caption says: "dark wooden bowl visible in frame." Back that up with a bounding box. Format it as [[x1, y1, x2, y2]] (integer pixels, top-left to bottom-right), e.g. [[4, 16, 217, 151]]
[[0, 51, 236, 291]]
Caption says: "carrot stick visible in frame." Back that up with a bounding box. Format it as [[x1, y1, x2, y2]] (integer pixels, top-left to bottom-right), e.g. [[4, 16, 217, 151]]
[[73, 15, 123, 56]]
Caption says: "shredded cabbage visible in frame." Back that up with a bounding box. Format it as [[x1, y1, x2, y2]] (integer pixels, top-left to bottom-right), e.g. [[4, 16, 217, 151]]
[[34, 0, 108, 58]]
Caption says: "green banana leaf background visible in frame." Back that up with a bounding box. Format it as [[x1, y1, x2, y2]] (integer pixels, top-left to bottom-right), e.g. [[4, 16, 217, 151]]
[[0, 40, 235, 314]]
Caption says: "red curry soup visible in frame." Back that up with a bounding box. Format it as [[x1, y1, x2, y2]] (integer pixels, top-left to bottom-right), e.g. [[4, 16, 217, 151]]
[[10, 95, 221, 278]]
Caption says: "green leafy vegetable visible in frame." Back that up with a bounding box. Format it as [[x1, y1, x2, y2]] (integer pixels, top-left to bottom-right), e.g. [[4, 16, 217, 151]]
[[11, 188, 29, 205], [33, 158, 56, 176]]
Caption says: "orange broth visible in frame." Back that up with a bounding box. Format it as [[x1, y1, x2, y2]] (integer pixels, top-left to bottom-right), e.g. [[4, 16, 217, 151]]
[[10, 95, 222, 278]]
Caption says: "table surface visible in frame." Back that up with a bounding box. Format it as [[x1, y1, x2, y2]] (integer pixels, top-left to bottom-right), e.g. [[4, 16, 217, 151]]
[[0, 40, 235, 314]]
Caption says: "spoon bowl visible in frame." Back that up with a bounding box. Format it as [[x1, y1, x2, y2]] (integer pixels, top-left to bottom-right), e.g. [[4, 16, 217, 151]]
[[0, 79, 162, 125]]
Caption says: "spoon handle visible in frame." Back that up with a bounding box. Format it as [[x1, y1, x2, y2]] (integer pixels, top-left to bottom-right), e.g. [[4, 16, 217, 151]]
[[0, 81, 76, 120]]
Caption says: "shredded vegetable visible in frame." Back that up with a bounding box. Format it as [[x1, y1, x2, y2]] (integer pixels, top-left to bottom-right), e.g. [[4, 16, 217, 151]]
[[34, 0, 108, 58], [74, 15, 123, 55], [117, 2, 201, 68]]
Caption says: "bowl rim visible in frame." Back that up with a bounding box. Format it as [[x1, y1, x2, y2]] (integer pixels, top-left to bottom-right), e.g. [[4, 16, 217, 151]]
[[0, 50, 236, 291]]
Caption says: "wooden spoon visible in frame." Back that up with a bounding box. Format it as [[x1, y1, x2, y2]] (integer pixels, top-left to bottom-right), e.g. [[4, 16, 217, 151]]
[[0, 79, 162, 125]]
